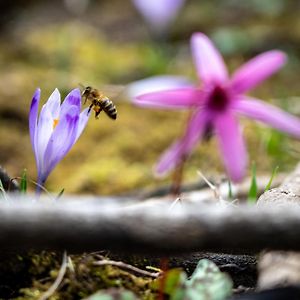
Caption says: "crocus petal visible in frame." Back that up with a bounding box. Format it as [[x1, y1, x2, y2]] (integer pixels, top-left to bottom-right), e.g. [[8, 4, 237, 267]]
[[230, 51, 287, 93], [155, 110, 208, 176], [233, 96, 300, 138], [136, 88, 204, 109], [60, 88, 81, 119], [40, 105, 79, 183], [36, 104, 54, 174], [29, 88, 41, 172], [191, 32, 228, 85], [214, 112, 248, 182], [75, 107, 91, 142], [127, 75, 193, 102], [45, 88, 61, 120], [132, 0, 185, 32], [29, 88, 41, 154]]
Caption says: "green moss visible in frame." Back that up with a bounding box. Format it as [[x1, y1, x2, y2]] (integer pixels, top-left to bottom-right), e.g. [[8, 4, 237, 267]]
[[14, 252, 157, 300]]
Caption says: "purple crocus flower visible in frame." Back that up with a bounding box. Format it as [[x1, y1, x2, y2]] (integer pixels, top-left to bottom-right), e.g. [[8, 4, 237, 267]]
[[29, 88, 90, 189], [132, 0, 185, 34], [135, 32, 300, 182]]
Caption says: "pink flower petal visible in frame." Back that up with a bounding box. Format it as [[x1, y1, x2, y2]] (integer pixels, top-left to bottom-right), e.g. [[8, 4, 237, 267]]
[[155, 140, 185, 176], [136, 88, 203, 109], [214, 112, 248, 182], [127, 75, 193, 101], [155, 110, 208, 176], [233, 96, 300, 137], [191, 32, 228, 85], [230, 50, 287, 93]]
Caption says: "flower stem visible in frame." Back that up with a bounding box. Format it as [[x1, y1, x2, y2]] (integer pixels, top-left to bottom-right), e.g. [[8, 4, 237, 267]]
[[170, 155, 186, 197], [35, 177, 46, 197], [169, 110, 193, 197], [158, 257, 169, 300]]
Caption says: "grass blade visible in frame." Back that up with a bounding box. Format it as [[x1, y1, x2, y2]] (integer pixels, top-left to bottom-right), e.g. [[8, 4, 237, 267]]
[[247, 162, 257, 204], [0, 179, 8, 202], [20, 169, 27, 193], [227, 180, 233, 200], [56, 188, 65, 200], [265, 166, 279, 192]]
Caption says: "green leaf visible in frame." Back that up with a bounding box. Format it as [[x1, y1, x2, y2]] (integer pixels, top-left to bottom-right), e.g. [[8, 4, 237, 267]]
[[177, 259, 233, 300], [83, 288, 137, 300], [56, 188, 65, 199], [152, 260, 232, 300], [0, 179, 6, 199], [227, 180, 233, 200], [265, 166, 279, 192], [0, 179, 4, 192], [151, 268, 187, 297], [247, 162, 257, 204], [20, 169, 27, 194]]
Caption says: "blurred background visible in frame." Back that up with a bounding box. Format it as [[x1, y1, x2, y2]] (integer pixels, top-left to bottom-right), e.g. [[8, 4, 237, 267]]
[[0, 0, 300, 195]]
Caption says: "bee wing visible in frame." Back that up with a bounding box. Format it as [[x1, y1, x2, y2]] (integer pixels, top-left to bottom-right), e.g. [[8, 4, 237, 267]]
[[101, 84, 125, 101], [77, 84, 125, 101]]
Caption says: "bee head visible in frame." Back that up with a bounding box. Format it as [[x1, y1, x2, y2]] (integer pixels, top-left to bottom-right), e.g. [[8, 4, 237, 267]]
[[82, 86, 92, 96]]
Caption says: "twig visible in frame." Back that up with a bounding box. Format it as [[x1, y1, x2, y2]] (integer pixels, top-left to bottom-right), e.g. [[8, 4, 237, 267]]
[[93, 259, 161, 278], [197, 170, 220, 200], [39, 251, 68, 300], [168, 197, 181, 211]]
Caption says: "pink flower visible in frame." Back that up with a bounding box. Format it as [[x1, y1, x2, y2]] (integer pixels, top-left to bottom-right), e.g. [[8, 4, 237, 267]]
[[135, 32, 300, 182]]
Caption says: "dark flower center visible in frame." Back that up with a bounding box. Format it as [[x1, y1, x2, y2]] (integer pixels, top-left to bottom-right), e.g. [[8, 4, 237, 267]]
[[207, 85, 229, 112]]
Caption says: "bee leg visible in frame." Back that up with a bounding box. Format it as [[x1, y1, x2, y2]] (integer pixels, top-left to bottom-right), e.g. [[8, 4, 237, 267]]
[[95, 109, 102, 119], [87, 104, 93, 115], [81, 93, 88, 104]]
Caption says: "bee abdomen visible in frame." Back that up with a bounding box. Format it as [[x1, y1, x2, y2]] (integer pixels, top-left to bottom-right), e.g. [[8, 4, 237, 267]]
[[102, 99, 117, 120]]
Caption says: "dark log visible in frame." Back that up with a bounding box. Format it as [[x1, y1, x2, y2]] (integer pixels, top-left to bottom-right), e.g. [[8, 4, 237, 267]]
[[0, 166, 19, 192], [111, 252, 257, 288]]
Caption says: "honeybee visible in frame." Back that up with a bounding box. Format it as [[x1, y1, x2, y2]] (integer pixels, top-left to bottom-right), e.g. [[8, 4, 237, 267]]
[[81, 86, 117, 120]]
